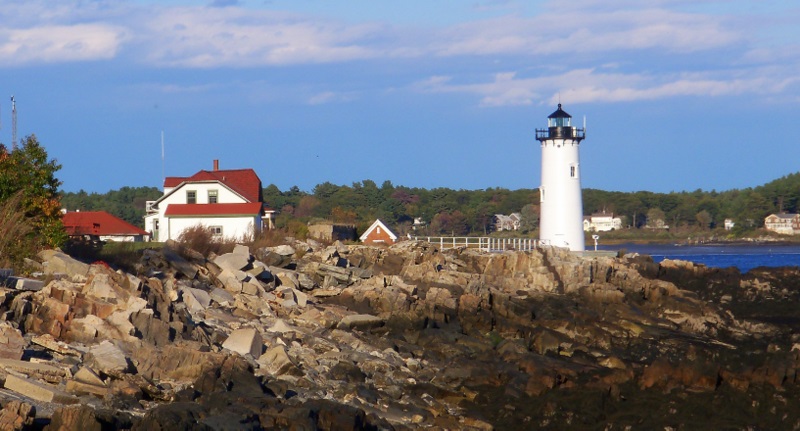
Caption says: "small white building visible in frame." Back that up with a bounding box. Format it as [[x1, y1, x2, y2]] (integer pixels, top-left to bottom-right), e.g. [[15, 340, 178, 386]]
[[583, 212, 622, 232], [724, 218, 735, 231], [145, 160, 275, 242]]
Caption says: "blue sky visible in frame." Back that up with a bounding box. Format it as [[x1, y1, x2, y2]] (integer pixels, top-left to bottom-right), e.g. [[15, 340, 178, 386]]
[[1, 0, 799, 194]]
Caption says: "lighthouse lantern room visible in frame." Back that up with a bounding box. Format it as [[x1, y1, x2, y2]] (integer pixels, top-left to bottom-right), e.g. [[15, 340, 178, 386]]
[[535, 104, 586, 251]]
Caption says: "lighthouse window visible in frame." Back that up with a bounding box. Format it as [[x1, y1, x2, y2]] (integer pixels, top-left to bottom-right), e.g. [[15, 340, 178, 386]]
[[570, 166, 576, 177]]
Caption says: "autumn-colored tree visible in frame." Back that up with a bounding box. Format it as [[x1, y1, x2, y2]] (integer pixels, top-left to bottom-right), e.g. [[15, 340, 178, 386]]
[[0, 135, 66, 251], [330, 206, 357, 224], [295, 196, 321, 218], [696, 210, 713, 230]]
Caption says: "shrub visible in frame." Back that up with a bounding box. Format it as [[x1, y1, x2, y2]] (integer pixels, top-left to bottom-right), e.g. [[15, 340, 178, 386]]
[[177, 225, 227, 256], [249, 228, 289, 250], [0, 192, 37, 270]]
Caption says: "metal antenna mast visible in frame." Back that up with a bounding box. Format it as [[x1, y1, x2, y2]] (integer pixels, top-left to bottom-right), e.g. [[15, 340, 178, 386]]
[[11, 96, 17, 149]]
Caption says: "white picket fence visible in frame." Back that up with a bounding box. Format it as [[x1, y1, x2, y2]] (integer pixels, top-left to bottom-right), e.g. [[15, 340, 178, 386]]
[[413, 236, 538, 252]]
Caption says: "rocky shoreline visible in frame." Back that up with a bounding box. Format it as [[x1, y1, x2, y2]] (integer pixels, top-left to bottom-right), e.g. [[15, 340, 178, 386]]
[[0, 239, 797, 429]]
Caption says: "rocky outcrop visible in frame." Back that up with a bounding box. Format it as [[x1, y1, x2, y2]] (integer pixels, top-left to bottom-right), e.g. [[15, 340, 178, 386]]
[[0, 240, 797, 429]]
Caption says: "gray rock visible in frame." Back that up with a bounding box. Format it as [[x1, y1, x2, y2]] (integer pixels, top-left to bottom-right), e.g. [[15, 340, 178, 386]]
[[9, 277, 45, 291], [161, 247, 199, 279], [337, 314, 384, 330], [182, 287, 211, 312], [257, 345, 301, 376], [217, 269, 243, 293], [222, 327, 263, 357], [272, 245, 296, 257], [37, 250, 90, 280], [209, 288, 235, 306], [86, 341, 129, 375], [232, 244, 251, 256], [214, 253, 251, 273]]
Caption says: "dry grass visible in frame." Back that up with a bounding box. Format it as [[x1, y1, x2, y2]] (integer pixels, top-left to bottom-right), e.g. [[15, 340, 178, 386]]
[[0, 192, 37, 270], [176, 225, 234, 256]]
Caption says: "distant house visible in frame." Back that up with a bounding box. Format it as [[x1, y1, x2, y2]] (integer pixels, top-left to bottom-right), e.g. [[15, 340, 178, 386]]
[[62, 210, 150, 242], [493, 213, 521, 231], [583, 212, 622, 232], [145, 160, 275, 242], [724, 218, 735, 231], [764, 213, 800, 234], [646, 218, 669, 229], [360, 219, 398, 245]]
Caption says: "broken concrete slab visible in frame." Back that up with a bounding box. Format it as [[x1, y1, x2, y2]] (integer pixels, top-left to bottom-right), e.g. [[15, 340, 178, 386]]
[[85, 341, 129, 375], [0, 358, 71, 383], [37, 250, 90, 280], [73, 367, 106, 387], [182, 287, 211, 313], [31, 334, 79, 357], [4, 373, 79, 404], [222, 328, 263, 358], [209, 288, 235, 306], [257, 346, 301, 377], [213, 253, 251, 273], [271, 268, 299, 290], [216, 269, 243, 293], [65, 379, 109, 397], [7, 277, 45, 291]]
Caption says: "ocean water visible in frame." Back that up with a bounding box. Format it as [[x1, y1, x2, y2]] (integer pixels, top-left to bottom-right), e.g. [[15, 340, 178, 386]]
[[596, 243, 800, 273]]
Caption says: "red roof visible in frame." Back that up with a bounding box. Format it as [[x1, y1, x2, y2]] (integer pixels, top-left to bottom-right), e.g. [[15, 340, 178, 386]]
[[62, 211, 149, 237], [164, 168, 262, 203], [164, 203, 263, 217]]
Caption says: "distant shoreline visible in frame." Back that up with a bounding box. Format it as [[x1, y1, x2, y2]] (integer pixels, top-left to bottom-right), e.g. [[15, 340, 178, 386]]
[[597, 237, 800, 247]]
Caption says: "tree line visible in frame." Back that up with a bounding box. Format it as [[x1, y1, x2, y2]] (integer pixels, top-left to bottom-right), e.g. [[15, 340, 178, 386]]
[[59, 173, 800, 238]]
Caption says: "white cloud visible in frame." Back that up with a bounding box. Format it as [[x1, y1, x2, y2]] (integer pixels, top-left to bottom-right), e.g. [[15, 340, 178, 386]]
[[414, 67, 800, 106], [307, 91, 356, 105], [433, 8, 740, 58], [0, 24, 126, 64], [137, 7, 384, 67]]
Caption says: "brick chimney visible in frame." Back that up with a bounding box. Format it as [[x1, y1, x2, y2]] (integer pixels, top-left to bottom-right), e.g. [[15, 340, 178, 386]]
[[213, 159, 219, 171]]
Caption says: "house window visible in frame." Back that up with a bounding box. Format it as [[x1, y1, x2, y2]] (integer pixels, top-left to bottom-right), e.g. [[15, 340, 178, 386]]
[[208, 190, 218, 204], [377, 227, 381, 234], [210, 226, 223, 236], [187, 190, 197, 204]]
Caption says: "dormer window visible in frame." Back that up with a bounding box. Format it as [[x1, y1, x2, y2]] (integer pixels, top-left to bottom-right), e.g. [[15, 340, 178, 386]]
[[187, 190, 197, 204]]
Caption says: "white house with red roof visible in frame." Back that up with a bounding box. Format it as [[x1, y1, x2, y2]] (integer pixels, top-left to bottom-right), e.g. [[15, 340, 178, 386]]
[[144, 160, 275, 242], [62, 210, 150, 242]]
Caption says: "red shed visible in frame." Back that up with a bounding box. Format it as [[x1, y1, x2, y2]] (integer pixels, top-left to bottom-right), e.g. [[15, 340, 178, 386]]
[[359, 219, 398, 245]]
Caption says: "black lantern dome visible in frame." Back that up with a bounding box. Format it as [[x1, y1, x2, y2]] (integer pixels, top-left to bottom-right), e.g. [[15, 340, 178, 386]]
[[536, 103, 585, 141]]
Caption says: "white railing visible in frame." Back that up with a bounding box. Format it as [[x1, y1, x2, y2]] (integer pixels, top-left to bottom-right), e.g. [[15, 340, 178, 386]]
[[413, 236, 538, 252]]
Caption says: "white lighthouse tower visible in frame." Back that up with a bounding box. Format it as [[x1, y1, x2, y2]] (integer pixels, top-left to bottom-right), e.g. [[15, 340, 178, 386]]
[[535, 104, 586, 251]]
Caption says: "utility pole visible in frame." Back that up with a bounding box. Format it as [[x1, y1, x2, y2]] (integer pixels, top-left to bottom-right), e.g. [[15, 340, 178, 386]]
[[11, 96, 17, 149]]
